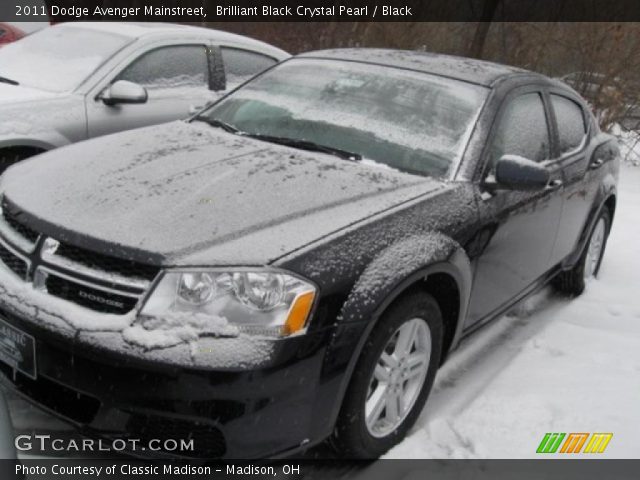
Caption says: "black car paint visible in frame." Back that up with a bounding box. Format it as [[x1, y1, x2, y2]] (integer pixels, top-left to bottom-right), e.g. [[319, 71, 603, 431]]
[[0, 51, 620, 458]]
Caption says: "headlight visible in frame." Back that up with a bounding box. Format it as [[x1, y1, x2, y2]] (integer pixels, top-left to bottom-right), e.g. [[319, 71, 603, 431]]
[[140, 269, 317, 337]]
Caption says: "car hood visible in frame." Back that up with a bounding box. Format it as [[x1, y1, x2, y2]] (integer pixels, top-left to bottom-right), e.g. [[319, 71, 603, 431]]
[[1, 121, 442, 266]]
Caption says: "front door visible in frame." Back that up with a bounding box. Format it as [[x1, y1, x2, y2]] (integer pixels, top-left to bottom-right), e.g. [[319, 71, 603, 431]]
[[467, 89, 565, 326], [86, 44, 221, 138]]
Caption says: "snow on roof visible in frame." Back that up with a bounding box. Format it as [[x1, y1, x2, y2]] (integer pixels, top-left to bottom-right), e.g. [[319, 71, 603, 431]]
[[299, 48, 530, 87], [59, 22, 288, 58], [60, 21, 187, 38]]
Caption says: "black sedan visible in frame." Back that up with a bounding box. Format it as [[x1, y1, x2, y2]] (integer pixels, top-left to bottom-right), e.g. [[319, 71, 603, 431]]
[[0, 49, 619, 459]]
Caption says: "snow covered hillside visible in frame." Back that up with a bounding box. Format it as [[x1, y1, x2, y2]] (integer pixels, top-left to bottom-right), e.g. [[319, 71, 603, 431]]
[[2, 166, 639, 460]]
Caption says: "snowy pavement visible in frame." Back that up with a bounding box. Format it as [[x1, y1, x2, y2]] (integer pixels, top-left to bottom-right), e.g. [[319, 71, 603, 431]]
[[2, 166, 639, 460]]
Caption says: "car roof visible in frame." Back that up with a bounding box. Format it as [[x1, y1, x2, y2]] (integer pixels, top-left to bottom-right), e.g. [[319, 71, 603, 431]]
[[58, 22, 289, 59], [297, 48, 535, 87]]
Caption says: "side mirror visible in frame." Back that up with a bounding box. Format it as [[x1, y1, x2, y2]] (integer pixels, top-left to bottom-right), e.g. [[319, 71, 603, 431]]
[[101, 80, 148, 106], [494, 155, 550, 191]]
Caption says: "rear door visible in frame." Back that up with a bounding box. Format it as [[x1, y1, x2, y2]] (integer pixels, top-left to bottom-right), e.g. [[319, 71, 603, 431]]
[[466, 86, 565, 326], [545, 91, 599, 264]]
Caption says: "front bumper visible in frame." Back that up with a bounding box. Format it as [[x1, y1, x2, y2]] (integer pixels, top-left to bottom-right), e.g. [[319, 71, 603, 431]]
[[0, 303, 345, 459]]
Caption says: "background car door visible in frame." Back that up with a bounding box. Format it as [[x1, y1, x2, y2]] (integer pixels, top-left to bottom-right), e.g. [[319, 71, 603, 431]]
[[86, 43, 221, 138], [466, 88, 565, 326]]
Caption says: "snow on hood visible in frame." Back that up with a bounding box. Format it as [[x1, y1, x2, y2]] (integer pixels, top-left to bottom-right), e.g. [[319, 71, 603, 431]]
[[2, 121, 442, 266]]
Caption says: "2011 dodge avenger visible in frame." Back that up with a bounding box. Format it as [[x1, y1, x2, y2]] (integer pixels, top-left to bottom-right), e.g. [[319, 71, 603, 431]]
[[0, 49, 620, 458]]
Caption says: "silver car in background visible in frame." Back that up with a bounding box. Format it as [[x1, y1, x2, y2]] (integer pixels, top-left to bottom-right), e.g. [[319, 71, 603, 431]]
[[0, 22, 289, 170]]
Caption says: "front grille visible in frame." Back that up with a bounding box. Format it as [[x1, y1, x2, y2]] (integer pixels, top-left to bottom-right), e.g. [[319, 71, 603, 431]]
[[0, 362, 100, 424], [45, 275, 139, 315], [126, 415, 226, 458], [0, 203, 156, 313], [0, 241, 27, 279], [55, 242, 159, 281], [1, 202, 40, 243]]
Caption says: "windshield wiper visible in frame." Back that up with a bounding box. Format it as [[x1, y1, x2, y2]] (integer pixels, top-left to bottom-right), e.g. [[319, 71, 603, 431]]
[[192, 118, 362, 161], [0, 76, 19, 86], [242, 133, 362, 161], [193, 117, 242, 134]]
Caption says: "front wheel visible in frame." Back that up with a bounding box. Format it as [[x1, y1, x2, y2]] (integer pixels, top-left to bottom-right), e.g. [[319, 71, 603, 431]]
[[554, 209, 611, 296], [331, 291, 443, 458]]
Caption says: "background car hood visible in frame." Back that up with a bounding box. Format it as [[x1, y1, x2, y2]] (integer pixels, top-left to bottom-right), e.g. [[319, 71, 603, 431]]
[[2, 121, 442, 265]]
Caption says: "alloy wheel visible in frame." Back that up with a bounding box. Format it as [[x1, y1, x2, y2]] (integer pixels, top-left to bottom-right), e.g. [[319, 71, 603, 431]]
[[364, 318, 431, 438], [584, 218, 606, 281]]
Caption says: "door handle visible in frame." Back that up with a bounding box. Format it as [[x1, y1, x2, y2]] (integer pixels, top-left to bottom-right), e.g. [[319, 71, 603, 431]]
[[545, 178, 563, 191]]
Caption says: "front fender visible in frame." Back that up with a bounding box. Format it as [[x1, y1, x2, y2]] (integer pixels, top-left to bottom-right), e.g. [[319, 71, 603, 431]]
[[339, 232, 470, 327], [0, 96, 87, 150], [336, 233, 472, 370], [313, 233, 472, 441]]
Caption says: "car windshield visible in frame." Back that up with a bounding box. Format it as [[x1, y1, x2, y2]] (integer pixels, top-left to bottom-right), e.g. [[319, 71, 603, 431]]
[[199, 58, 488, 178], [0, 26, 130, 93]]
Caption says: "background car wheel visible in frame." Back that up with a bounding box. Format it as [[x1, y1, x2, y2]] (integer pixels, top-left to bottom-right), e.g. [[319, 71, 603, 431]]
[[554, 208, 611, 296], [331, 289, 443, 458], [0, 147, 45, 174]]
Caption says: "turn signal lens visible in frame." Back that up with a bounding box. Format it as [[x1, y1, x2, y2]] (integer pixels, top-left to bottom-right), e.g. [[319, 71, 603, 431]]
[[283, 291, 316, 336]]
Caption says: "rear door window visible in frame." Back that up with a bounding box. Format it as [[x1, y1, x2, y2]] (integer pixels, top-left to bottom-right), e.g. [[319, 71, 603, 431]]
[[550, 94, 587, 155]]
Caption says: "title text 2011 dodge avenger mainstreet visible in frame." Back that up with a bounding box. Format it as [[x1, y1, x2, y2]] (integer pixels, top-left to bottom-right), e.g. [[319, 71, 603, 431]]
[[0, 50, 620, 458]]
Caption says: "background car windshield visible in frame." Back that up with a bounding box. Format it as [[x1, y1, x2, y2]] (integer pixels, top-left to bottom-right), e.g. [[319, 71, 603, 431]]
[[0, 27, 130, 93], [202, 58, 487, 177]]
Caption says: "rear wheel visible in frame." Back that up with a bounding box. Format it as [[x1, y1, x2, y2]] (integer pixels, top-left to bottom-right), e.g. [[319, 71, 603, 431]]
[[554, 209, 611, 296], [332, 290, 443, 458]]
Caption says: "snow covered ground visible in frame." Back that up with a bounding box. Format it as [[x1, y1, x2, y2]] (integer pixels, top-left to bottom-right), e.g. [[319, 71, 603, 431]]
[[2, 166, 639, 460]]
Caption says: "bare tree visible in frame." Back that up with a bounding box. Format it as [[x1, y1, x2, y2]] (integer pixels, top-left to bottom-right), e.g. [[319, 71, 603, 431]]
[[467, 0, 501, 59]]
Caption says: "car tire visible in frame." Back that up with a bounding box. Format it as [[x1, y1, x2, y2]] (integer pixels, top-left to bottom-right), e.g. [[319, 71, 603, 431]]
[[553, 208, 611, 296], [331, 289, 443, 458]]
